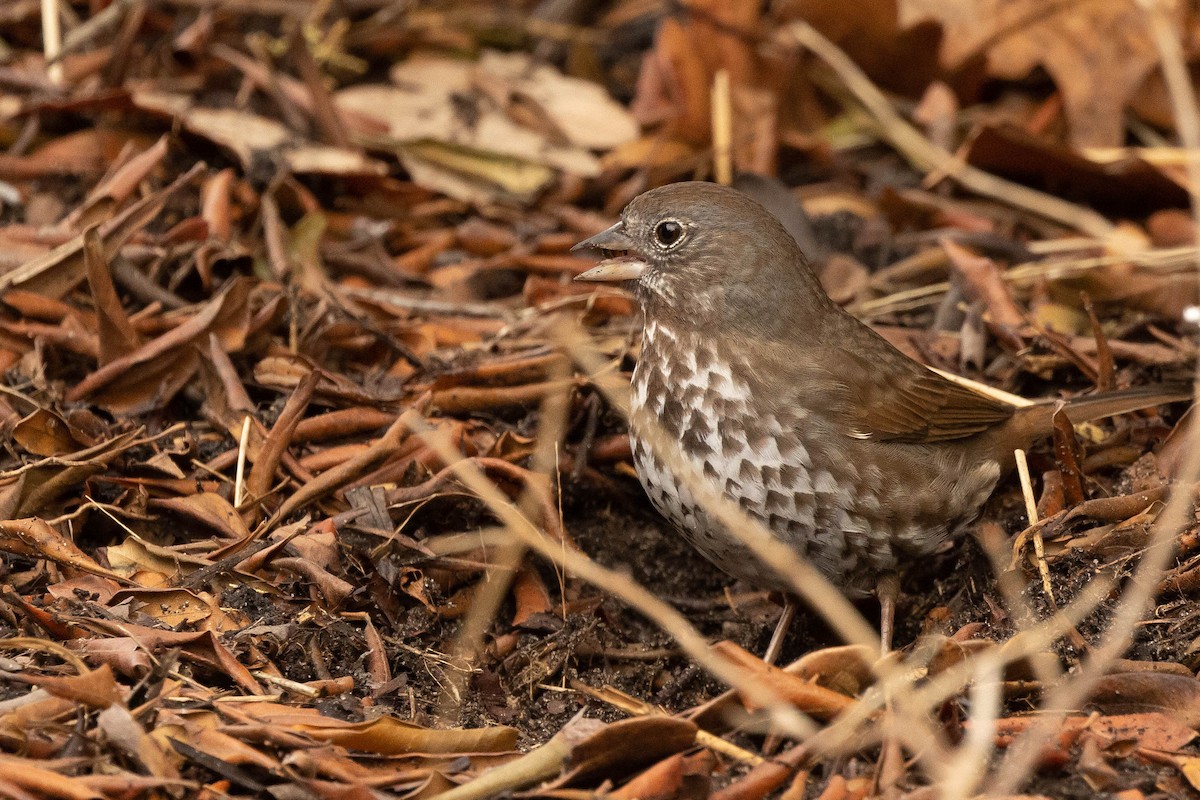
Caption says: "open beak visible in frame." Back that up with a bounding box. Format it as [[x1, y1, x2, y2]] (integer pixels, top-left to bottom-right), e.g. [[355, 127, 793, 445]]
[[572, 222, 646, 283]]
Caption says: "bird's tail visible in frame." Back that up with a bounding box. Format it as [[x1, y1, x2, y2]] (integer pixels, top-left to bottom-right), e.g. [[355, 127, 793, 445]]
[[1011, 383, 1192, 442], [1061, 383, 1193, 421]]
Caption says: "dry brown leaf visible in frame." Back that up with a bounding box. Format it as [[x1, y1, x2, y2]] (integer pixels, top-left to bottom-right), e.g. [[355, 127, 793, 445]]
[[0, 518, 128, 583], [1176, 755, 1200, 792], [155, 716, 279, 771], [1089, 672, 1200, 729], [152, 493, 252, 541], [0, 163, 203, 300], [66, 638, 151, 676], [774, 0, 943, 97], [96, 704, 180, 779], [76, 623, 261, 695], [12, 408, 86, 457], [964, 125, 1189, 215], [610, 752, 686, 800], [109, 587, 235, 631], [272, 557, 355, 606], [71, 136, 171, 224], [334, 50, 629, 202], [0, 692, 78, 752], [105, 535, 212, 584], [67, 638, 152, 677], [477, 50, 639, 151], [512, 564, 553, 627], [714, 641, 858, 719], [273, 710, 518, 755], [1, 428, 145, 516], [559, 716, 699, 788], [27, 665, 121, 709], [0, 755, 105, 800], [633, 1, 779, 172], [66, 277, 252, 415], [900, 0, 1181, 147], [1077, 733, 1121, 791], [994, 712, 1197, 754], [83, 226, 140, 364]]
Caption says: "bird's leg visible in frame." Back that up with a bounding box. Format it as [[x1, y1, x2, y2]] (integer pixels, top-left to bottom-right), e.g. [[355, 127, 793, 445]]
[[763, 594, 798, 665], [759, 595, 799, 758], [874, 571, 904, 794], [876, 571, 900, 656]]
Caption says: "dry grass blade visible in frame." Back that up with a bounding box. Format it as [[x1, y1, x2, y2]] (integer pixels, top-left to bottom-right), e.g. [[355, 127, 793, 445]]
[[40, 0, 62, 84]]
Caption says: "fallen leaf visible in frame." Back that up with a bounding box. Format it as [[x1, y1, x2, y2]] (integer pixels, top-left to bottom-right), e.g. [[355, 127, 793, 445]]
[[66, 277, 252, 415], [477, 49, 638, 151], [900, 0, 1182, 147], [0, 518, 127, 583], [97, 704, 180, 779], [273, 709, 518, 755], [12, 408, 85, 457], [964, 125, 1188, 215], [334, 50, 627, 202], [28, 665, 120, 709], [1090, 672, 1200, 729]]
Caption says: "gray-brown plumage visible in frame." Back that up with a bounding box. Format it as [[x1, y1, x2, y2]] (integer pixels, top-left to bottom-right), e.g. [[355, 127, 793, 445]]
[[574, 182, 1188, 620]]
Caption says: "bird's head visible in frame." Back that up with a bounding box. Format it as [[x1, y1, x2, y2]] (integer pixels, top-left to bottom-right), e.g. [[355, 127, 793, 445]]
[[573, 181, 827, 328]]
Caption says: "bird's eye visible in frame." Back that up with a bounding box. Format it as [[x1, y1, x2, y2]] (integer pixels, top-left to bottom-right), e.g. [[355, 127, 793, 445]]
[[653, 220, 685, 249]]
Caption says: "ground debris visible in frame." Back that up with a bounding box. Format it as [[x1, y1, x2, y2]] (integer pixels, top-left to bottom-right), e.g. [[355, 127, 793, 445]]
[[0, 2, 1198, 798]]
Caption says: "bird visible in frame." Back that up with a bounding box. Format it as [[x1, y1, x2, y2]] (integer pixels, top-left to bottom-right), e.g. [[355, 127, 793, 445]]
[[573, 180, 1189, 657]]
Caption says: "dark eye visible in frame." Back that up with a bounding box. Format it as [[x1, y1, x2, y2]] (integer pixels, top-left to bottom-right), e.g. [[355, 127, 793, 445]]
[[653, 220, 684, 249]]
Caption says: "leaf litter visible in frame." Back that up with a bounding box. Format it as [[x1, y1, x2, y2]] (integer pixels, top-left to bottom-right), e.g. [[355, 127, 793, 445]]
[[0, 1, 1199, 798]]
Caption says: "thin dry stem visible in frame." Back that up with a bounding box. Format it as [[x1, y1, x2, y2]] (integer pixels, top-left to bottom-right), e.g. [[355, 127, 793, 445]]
[[1014, 448, 1055, 601], [234, 415, 251, 509], [936, 655, 1002, 799], [712, 69, 733, 186], [574, 681, 765, 765], [40, 0, 63, 84], [855, 246, 1199, 319], [989, 413, 1198, 792], [930, 369, 1034, 408]]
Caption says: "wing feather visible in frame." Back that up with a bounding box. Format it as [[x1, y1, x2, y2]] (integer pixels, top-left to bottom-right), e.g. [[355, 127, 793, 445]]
[[845, 359, 1014, 443], [750, 330, 1016, 445]]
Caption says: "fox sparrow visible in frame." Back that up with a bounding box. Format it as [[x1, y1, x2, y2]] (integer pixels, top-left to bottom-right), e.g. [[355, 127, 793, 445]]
[[575, 181, 1188, 650]]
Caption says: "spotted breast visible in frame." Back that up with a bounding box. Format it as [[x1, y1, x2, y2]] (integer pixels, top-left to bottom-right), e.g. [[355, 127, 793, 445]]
[[628, 318, 1003, 597]]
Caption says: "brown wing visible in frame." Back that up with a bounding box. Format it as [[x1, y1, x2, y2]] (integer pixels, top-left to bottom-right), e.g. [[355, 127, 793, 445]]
[[751, 323, 1017, 444], [845, 364, 1016, 443]]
